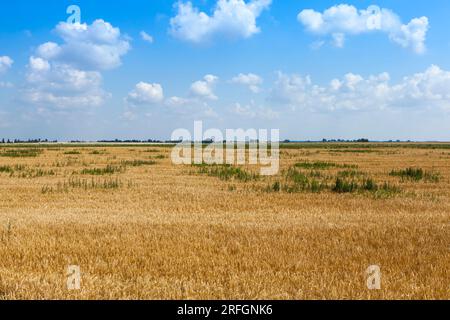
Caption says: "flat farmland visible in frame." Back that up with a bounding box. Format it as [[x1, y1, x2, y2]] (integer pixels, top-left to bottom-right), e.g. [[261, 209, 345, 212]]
[[0, 143, 448, 299]]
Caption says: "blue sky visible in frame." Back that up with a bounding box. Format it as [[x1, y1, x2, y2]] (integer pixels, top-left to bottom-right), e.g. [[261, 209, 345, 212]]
[[1, 0, 450, 141]]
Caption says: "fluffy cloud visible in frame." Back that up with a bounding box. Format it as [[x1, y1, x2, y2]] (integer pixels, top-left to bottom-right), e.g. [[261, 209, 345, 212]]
[[165, 96, 190, 108], [140, 31, 154, 43], [232, 102, 278, 119], [23, 57, 107, 108], [23, 19, 130, 110], [390, 17, 429, 54], [298, 4, 429, 53], [270, 66, 450, 112], [122, 75, 221, 121], [36, 20, 130, 70], [170, 0, 271, 43], [126, 82, 164, 106], [231, 73, 263, 93], [0, 56, 13, 89], [164, 96, 218, 118], [190, 74, 219, 100], [123, 82, 165, 120], [0, 56, 13, 74]]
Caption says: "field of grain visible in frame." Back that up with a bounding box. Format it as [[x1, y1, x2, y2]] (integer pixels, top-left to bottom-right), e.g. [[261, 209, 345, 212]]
[[0, 143, 448, 300]]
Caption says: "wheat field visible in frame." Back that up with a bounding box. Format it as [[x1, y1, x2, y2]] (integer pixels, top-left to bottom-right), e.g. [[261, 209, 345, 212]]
[[0, 143, 448, 300]]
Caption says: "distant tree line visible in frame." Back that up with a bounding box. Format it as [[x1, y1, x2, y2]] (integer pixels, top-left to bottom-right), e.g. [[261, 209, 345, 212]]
[[0, 138, 415, 144], [0, 138, 57, 144], [280, 139, 373, 143], [96, 139, 169, 143], [322, 138, 370, 143]]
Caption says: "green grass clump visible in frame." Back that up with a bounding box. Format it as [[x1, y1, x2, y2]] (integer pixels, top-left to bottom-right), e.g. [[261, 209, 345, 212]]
[[361, 178, 378, 191], [281, 168, 327, 193], [295, 161, 357, 170], [0, 149, 43, 158], [121, 160, 157, 167], [269, 181, 281, 192], [195, 164, 259, 182], [17, 169, 56, 178], [337, 170, 365, 178], [332, 177, 400, 196], [390, 167, 440, 182], [332, 178, 359, 193], [64, 150, 81, 155], [42, 177, 122, 193], [331, 178, 371, 193], [0, 165, 14, 174], [330, 149, 377, 153], [42, 177, 137, 194], [0, 165, 54, 178], [286, 168, 309, 186], [89, 150, 107, 155], [143, 149, 160, 153], [80, 165, 124, 175], [68, 177, 120, 189], [375, 182, 401, 197], [390, 168, 423, 181]]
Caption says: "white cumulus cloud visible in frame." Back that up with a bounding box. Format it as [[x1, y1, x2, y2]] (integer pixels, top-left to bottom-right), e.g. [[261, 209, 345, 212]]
[[23, 19, 130, 110], [164, 95, 218, 118], [270, 66, 450, 112], [126, 82, 164, 106], [231, 73, 263, 93], [298, 4, 429, 54], [170, 0, 271, 43], [165, 96, 190, 108], [140, 31, 154, 43], [36, 20, 130, 70], [190, 74, 219, 100], [0, 56, 13, 74], [123, 82, 164, 120], [23, 57, 107, 109], [232, 102, 278, 119]]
